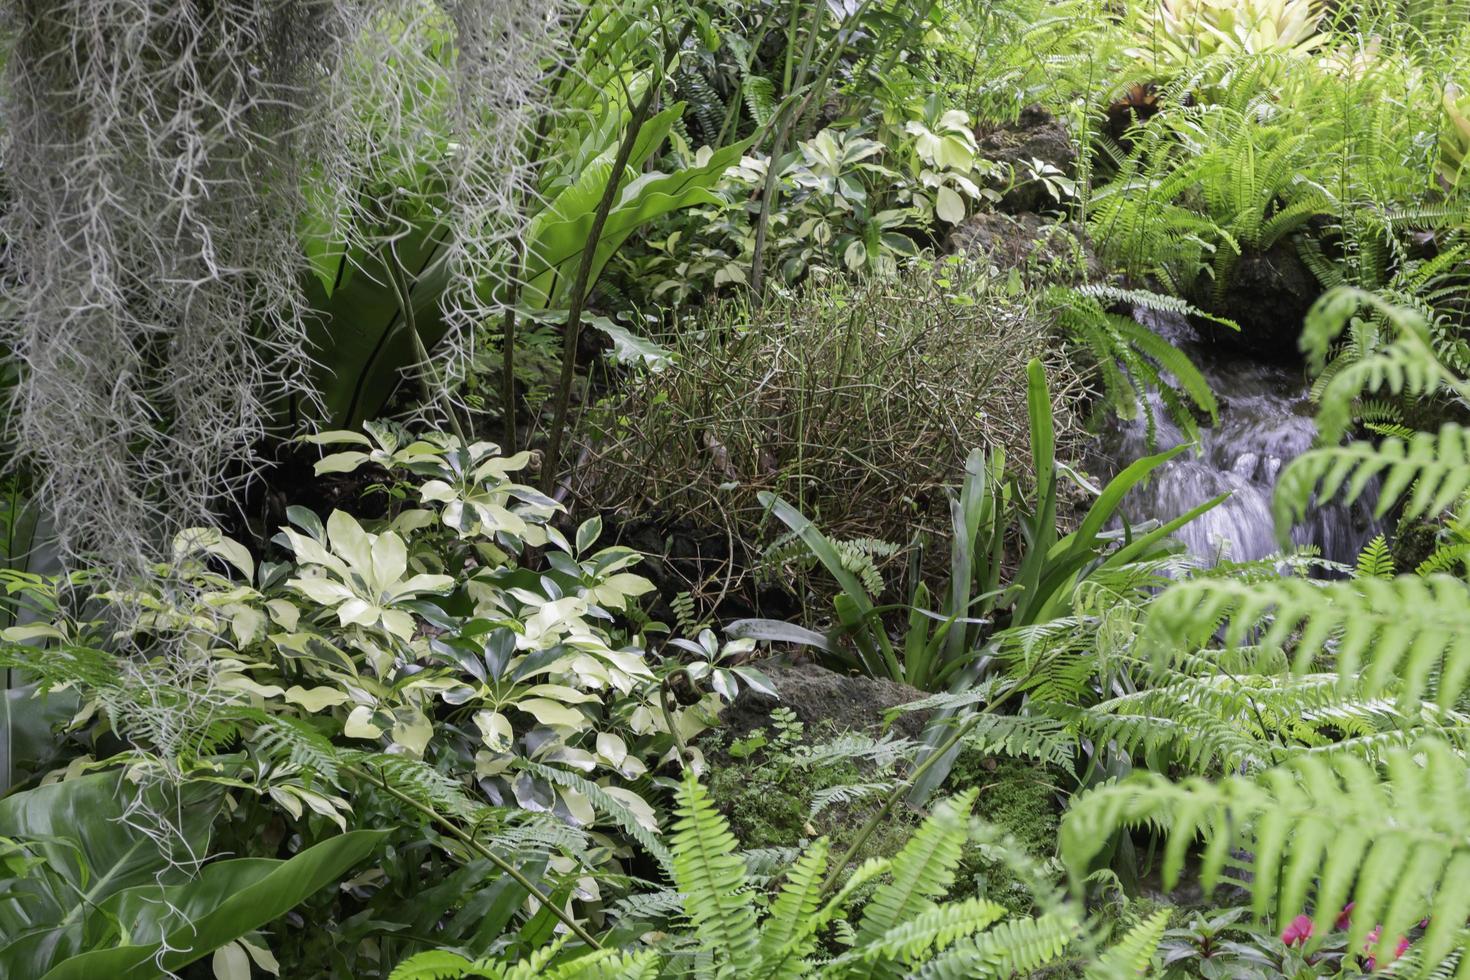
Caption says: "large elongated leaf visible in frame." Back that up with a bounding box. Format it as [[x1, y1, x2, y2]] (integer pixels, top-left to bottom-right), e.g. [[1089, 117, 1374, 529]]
[[0, 773, 219, 975], [296, 219, 453, 430], [39, 830, 388, 980], [521, 135, 751, 310]]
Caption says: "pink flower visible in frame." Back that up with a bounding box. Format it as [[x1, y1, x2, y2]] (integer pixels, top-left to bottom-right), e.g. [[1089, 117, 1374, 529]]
[[1360, 927, 1411, 970], [1282, 914, 1315, 946], [1336, 903, 1355, 930]]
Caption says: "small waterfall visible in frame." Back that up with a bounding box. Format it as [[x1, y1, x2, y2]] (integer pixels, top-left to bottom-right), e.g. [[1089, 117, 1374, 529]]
[[1097, 307, 1378, 566]]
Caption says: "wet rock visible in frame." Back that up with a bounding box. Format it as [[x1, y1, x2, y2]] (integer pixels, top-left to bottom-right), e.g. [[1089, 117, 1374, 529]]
[[723, 661, 932, 740], [974, 104, 1077, 214], [1193, 241, 1319, 362]]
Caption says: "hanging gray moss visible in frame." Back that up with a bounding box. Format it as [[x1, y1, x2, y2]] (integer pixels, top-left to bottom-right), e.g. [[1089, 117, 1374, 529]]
[[0, 0, 563, 584]]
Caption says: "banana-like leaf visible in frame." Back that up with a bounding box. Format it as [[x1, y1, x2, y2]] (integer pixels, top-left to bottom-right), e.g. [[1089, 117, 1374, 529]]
[[39, 830, 388, 980], [0, 772, 219, 976], [520, 114, 750, 310], [296, 219, 453, 430]]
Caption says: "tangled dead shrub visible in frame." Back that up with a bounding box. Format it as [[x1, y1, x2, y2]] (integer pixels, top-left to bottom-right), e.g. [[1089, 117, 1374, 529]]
[[572, 259, 1087, 609]]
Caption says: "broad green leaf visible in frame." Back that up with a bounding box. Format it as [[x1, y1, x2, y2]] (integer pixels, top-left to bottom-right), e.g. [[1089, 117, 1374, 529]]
[[40, 830, 387, 980]]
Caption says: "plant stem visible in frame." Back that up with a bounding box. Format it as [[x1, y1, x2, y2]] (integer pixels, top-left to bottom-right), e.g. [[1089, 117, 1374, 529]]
[[385, 241, 469, 448], [657, 667, 700, 768], [541, 26, 689, 495], [351, 764, 602, 951]]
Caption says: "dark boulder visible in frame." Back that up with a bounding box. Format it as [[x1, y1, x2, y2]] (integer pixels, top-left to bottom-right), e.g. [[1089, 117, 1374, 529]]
[[1193, 241, 1319, 363]]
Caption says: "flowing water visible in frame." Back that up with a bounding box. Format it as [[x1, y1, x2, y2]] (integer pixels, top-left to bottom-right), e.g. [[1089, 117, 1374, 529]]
[[1097, 307, 1378, 566]]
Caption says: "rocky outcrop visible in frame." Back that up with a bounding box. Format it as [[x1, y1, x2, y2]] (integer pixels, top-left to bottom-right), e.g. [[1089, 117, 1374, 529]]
[[948, 105, 1097, 284], [974, 104, 1077, 215], [946, 210, 1098, 284], [723, 661, 932, 740]]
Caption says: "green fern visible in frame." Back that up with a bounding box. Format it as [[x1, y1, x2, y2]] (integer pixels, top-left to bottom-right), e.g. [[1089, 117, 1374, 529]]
[[753, 837, 830, 978], [1061, 738, 1470, 973], [388, 945, 659, 980], [670, 773, 761, 965], [913, 910, 1079, 978], [834, 897, 1009, 969], [853, 789, 979, 949], [1356, 534, 1396, 579], [1298, 287, 1466, 443], [742, 75, 777, 129], [1276, 424, 1470, 530], [1048, 286, 1218, 445], [1084, 908, 1168, 979], [523, 761, 672, 871], [1141, 573, 1470, 710]]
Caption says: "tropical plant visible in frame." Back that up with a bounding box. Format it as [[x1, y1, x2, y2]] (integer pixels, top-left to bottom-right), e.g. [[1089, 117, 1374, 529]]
[[0, 422, 756, 891], [304, 3, 749, 435], [0, 770, 383, 978], [1047, 285, 1222, 446], [1128, 0, 1328, 80], [619, 94, 996, 302], [1089, 88, 1333, 306]]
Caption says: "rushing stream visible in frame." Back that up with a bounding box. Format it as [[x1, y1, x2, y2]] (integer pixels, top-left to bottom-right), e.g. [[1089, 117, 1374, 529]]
[[1097, 307, 1378, 566]]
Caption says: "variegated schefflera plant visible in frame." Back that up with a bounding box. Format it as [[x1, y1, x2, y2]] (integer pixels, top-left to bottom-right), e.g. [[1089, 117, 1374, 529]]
[[5, 422, 770, 878]]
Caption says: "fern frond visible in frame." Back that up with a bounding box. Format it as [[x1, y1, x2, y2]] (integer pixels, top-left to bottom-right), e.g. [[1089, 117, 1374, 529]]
[[1085, 908, 1169, 979], [1060, 739, 1470, 972], [853, 789, 979, 948], [389, 950, 497, 980], [912, 910, 1079, 978], [834, 896, 1008, 967], [522, 761, 672, 871], [960, 712, 1076, 768], [1418, 542, 1470, 577], [1301, 287, 1465, 442], [1356, 534, 1396, 579], [671, 773, 760, 962], [753, 837, 830, 979], [809, 782, 893, 818], [1275, 424, 1470, 529], [742, 75, 776, 128], [1141, 573, 1470, 710]]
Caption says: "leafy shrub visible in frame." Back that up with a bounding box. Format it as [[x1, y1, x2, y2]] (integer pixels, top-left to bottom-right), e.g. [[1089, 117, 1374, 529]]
[[572, 259, 1086, 611], [0, 422, 777, 969], [616, 101, 998, 307]]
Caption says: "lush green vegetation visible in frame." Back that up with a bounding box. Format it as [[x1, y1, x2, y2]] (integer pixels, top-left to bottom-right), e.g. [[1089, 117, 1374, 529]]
[[2, 0, 1470, 976]]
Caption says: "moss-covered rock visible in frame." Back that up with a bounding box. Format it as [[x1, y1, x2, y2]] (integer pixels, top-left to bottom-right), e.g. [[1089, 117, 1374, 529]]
[[946, 751, 1064, 916]]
